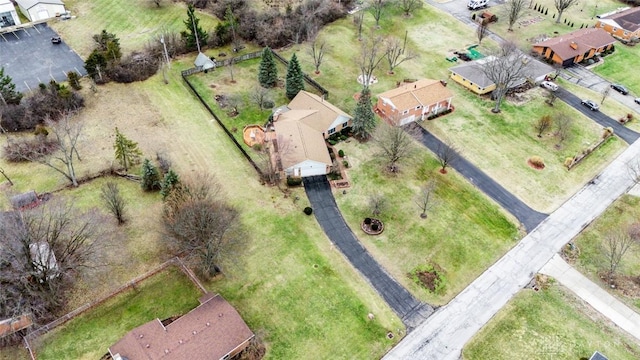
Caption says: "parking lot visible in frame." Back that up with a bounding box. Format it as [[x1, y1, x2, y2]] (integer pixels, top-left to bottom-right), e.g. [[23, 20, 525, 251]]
[[0, 23, 86, 92]]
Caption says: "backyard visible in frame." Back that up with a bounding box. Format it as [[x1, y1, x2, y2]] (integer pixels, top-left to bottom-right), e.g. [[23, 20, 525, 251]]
[[592, 44, 640, 97], [463, 284, 640, 359]]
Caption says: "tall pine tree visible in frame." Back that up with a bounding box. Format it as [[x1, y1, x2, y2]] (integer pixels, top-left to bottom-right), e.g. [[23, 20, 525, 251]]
[[113, 127, 142, 172], [181, 4, 208, 51], [141, 158, 161, 191], [258, 47, 278, 88], [0, 67, 23, 105], [352, 87, 377, 140], [285, 53, 305, 100]]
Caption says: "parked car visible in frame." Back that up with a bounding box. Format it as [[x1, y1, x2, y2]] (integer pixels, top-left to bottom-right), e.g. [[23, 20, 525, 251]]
[[610, 83, 629, 95], [635, 98, 640, 105], [468, 0, 488, 10], [540, 81, 558, 91], [51, 36, 61, 44], [581, 99, 600, 111]]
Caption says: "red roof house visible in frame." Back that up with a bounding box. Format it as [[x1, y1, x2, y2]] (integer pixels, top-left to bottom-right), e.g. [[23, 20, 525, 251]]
[[376, 79, 453, 126]]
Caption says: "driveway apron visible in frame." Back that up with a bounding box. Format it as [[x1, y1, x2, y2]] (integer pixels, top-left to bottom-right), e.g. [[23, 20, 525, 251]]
[[303, 176, 434, 330], [406, 124, 548, 232]]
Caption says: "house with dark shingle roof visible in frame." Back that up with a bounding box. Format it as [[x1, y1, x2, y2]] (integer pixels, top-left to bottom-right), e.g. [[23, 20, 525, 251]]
[[532, 28, 616, 67], [109, 293, 254, 360], [596, 6, 640, 41], [589, 350, 609, 360], [376, 79, 453, 126]]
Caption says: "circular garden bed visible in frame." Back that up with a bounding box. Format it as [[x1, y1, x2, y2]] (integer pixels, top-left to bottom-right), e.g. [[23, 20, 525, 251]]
[[361, 218, 384, 235]]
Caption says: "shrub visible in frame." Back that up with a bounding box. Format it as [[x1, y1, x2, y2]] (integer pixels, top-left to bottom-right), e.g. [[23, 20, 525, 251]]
[[338, 149, 345, 157], [108, 52, 159, 83], [371, 223, 379, 231], [408, 263, 447, 295], [262, 100, 275, 109], [328, 139, 337, 146], [603, 127, 614, 138], [342, 160, 349, 168], [529, 156, 545, 168], [339, 134, 348, 141], [33, 124, 48, 137], [252, 143, 263, 152], [364, 217, 372, 225], [564, 157, 574, 168], [3, 137, 57, 162], [287, 177, 302, 186], [66, 71, 82, 90], [303, 207, 313, 215]]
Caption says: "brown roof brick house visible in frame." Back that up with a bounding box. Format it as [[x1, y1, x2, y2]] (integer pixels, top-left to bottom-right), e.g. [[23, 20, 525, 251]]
[[596, 7, 640, 42], [376, 79, 453, 126], [270, 91, 351, 177], [532, 28, 616, 67], [108, 293, 254, 360]]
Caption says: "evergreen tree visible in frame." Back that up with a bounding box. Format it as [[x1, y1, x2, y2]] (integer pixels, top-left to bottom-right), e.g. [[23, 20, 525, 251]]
[[141, 158, 161, 191], [0, 67, 23, 105], [258, 47, 278, 88], [285, 53, 305, 100], [92, 29, 122, 62], [181, 4, 208, 51], [84, 49, 108, 80], [114, 127, 142, 172], [352, 88, 377, 140], [160, 169, 180, 199]]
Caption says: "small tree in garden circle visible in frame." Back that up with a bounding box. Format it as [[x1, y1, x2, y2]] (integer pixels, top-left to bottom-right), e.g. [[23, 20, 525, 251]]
[[352, 87, 377, 141], [285, 53, 305, 100], [258, 47, 278, 88], [141, 158, 161, 191]]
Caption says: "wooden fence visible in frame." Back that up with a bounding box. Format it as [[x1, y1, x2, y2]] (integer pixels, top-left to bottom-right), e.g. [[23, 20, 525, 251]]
[[22, 258, 208, 359]]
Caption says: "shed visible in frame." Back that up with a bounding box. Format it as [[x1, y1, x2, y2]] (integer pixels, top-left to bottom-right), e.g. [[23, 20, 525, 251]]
[[589, 351, 608, 360], [15, 0, 66, 22], [10, 190, 40, 210], [194, 52, 215, 71], [0, 0, 21, 28]]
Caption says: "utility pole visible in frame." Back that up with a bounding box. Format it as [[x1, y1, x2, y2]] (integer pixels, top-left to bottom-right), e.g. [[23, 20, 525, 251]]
[[191, 12, 201, 53], [160, 35, 170, 84]]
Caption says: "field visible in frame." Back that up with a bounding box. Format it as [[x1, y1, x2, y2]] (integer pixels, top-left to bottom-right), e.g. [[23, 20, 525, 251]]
[[463, 284, 640, 359], [592, 44, 640, 97], [335, 139, 520, 305], [33, 268, 202, 360], [571, 194, 640, 309]]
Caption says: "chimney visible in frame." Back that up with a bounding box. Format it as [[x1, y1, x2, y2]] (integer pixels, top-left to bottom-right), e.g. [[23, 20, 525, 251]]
[[569, 41, 578, 50]]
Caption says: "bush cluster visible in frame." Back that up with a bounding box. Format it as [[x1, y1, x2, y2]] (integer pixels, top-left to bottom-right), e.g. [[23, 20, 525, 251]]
[[303, 207, 313, 215], [3, 137, 58, 162], [287, 176, 302, 186]]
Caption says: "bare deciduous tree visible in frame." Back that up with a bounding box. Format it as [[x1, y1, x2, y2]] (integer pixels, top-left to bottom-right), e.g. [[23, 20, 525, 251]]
[[13, 113, 83, 186], [368, 192, 387, 216], [163, 174, 245, 277], [601, 86, 611, 105], [373, 122, 416, 173], [435, 138, 460, 173], [0, 166, 13, 185], [370, 0, 386, 27], [385, 33, 417, 74], [628, 159, 640, 184], [476, 20, 489, 44], [554, 0, 579, 24], [308, 39, 328, 74], [480, 42, 528, 113], [554, 115, 573, 146], [354, 10, 365, 41], [602, 227, 638, 282], [397, 0, 423, 16], [506, 0, 527, 31], [101, 182, 127, 224], [534, 115, 553, 138], [357, 34, 387, 89], [415, 180, 438, 219], [250, 85, 270, 111]]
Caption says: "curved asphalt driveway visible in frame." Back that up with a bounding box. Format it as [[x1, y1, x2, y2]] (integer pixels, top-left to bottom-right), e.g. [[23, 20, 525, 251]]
[[303, 175, 434, 331], [555, 88, 640, 144], [406, 123, 548, 232]]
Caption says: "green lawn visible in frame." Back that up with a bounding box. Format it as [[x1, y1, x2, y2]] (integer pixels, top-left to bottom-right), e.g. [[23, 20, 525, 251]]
[[572, 194, 640, 309], [34, 268, 202, 360], [593, 44, 640, 96], [463, 284, 640, 359], [335, 139, 520, 305]]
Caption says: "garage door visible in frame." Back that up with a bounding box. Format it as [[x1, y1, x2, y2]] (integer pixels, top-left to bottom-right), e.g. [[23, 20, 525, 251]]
[[37, 9, 49, 20], [399, 115, 415, 126]]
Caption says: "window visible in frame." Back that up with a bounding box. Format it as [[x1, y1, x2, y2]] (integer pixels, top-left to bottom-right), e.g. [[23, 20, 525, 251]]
[[328, 128, 335, 135], [415, 105, 422, 110], [342, 121, 349, 128], [613, 27, 617, 32], [402, 110, 409, 115]]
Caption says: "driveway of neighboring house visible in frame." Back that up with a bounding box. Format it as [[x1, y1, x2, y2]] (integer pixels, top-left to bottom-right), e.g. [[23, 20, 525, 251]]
[[302, 175, 434, 331], [562, 64, 640, 112], [555, 87, 640, 144], [406, 123, 548, 232], [0, 23, 86, 92]]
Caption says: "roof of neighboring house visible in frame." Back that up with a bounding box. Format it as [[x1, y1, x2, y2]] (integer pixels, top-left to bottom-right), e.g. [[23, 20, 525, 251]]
[[10, 191, 39, 210], [599, 7, 640, 33], [287, 91, 352, 133], [377, 79, 453, 111], [533, 28, 616, 61], [273, 110, 332, 171], [0, 0, 14, 6], [15, 0, 65, 10], [589, 351, 609, 360], [109, 293, 254, 360], [449, 59, 496, 88], [29, 242, 59, 276], [194, 52, 215, 70]]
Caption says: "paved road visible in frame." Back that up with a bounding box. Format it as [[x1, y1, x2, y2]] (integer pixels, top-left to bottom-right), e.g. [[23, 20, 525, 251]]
[[406, 123, 548, 231], [383, 138, 640, 359], [541, 254, 640, 341], [555, 88, 640, 144], [302, 176, 434, 330]]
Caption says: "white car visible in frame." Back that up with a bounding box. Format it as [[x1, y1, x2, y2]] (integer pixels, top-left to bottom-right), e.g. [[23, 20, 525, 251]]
[[540, 81, 558, 91], [468, 0, 488, 10]]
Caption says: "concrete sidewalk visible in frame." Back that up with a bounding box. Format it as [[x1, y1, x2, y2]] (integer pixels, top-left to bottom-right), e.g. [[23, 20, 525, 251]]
[[383, 138, 640, 359], [541, 254, 640, 342]]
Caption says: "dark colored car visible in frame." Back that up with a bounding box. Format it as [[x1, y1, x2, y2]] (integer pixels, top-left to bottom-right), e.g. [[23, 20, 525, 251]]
[[581, 99, 599, 111], [51, 36, 62, 44], [610, 84, 629, 95]]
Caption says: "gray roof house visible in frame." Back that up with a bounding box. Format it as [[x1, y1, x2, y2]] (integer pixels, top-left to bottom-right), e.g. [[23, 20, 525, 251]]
[[15, 0, 66, 22]]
